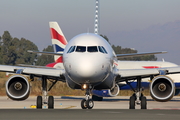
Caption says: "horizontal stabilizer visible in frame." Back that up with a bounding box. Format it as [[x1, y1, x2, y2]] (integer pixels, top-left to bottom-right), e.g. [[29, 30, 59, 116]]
[[116, 51, 167, 58]]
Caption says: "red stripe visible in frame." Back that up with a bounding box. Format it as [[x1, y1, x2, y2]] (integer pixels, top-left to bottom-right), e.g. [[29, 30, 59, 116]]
[[50, 28, 67, 45], [46, 63, 57, 68], [46, 58, 63, 68], [143, 66, 160, 69], [55, 56, 63, 63]]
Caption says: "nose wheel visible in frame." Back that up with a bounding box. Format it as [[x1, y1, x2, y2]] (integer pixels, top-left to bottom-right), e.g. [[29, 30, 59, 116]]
[[81, 85, 94, 109], [81, 99, 94, 109]]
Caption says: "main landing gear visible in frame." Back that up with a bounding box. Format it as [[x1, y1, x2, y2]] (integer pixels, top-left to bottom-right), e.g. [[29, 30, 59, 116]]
[[81, 85, 94, 109], [127, 77, 147, 109], [36, 76, 56, 109]]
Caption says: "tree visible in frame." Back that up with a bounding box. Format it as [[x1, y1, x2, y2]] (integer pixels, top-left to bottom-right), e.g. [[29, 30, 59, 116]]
[[100, 34, 109, 43], [15, 38, 38, 65], [0, 31, 38, 65], [36, 45, 54, 66]]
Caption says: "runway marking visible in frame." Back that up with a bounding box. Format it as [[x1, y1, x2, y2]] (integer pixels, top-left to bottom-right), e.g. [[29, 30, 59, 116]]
[[64, 106, 76, 109]]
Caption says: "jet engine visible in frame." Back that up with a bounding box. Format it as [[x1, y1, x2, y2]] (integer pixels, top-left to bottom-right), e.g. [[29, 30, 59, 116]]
[[6, 74, 30, 100], [150, 75, 175, 102], [91, 84, 120, 97]]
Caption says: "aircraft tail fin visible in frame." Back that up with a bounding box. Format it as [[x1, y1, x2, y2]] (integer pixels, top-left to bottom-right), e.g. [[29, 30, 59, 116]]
[[49, 22, 68, 63]]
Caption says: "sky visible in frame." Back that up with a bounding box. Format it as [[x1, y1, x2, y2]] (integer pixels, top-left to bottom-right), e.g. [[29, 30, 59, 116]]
[[1, 0, 180, 64]]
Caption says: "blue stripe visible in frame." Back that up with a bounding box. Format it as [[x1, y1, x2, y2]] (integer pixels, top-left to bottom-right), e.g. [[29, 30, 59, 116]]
[[54, 44, 64, 52], [175, 83, 180, 89], [120, 82, 150, 90]]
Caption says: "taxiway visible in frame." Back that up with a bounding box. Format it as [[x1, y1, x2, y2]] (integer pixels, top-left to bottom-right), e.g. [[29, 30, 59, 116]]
[[0, 96, 180, 109], [0, 96, 180, 120]]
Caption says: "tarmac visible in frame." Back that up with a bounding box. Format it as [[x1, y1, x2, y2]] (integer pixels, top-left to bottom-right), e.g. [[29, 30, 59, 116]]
[[1, 96, 180, 109], [0, 96, 180, 120]]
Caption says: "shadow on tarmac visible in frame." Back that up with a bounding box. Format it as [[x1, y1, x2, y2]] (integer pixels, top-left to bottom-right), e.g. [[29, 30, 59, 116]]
[[59, 96, 180, 102]]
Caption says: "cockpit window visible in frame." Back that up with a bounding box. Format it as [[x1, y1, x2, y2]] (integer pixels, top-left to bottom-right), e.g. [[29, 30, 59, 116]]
[[76, 46, 86, 52], [98, 46, 108, 54], [67, 46, 76, 53], [101, 46, 108, 54], [87, 46, 98, 52], [68, 45, 107, 54], [98, 46, 104, 53]]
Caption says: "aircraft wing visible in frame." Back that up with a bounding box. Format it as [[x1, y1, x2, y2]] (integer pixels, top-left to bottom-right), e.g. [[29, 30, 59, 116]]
[[117, 66, 180, 81], [0, 65, 64, 78], [18, 64, 56, 69], [116, 51, 167, 58]]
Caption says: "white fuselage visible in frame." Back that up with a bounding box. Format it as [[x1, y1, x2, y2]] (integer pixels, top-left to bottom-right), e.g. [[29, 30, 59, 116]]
[[62, 33, 117, 89]]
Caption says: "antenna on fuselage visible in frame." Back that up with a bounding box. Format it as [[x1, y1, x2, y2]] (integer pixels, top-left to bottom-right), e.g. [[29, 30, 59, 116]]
[[94, 0, 100, 34]]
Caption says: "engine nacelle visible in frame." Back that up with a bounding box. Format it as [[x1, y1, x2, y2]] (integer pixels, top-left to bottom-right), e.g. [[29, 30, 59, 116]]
[[150, 75, 175, 102], [91, 84, 120, 97], [6, 74, 30, 100]]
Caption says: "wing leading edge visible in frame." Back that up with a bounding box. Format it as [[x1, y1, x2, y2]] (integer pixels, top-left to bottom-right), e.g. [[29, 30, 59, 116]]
[[117, 66, 180, 80], [0, 65, 64, 78], [116, 51, 167, 58]]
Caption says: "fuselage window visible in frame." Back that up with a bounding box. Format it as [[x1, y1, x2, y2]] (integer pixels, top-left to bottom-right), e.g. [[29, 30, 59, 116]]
[[76, 46, 86, 52], [67, 46, 76, 53], [87, 46, 98, 52]]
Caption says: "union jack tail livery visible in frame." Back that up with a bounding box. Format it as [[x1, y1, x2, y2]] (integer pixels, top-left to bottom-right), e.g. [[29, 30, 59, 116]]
[[49, 22, 68, 63]]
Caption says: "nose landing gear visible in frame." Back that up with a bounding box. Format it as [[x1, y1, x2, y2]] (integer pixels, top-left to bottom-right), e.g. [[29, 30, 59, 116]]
[[81, 84, 94, 109]]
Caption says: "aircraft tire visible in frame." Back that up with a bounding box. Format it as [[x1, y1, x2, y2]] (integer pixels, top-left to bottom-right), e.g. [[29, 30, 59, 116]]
[[129, 95, 135, 109], [141, 96, 147, 109], [86, 99, 94, 109], [48, 96, 54, 109], [81, 99, 87, 109], [37, 96, 42, 109]]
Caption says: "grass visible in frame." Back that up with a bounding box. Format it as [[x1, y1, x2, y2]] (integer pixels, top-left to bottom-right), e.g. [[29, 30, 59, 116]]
[[30, 79, 85, 96]]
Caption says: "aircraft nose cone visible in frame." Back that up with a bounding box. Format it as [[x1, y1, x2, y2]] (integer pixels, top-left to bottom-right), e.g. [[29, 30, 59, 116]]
[[66, 54, 109, 83], [77, 60, 96, 78]]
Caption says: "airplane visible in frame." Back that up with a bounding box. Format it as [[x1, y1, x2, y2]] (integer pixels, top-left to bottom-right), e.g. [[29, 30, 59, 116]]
[[1, 21, 180, 109]]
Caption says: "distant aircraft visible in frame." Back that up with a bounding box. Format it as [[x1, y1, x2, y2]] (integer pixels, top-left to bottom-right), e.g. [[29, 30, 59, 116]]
[[2, 21, 179, 109]]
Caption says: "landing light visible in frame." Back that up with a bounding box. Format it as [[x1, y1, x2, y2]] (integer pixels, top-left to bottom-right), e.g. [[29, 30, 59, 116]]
[[82, 84, 87, 90]]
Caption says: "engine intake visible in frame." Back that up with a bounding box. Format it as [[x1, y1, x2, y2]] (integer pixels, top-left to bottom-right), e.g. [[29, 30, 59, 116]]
[[6, 74, 30, 100], [91, 84, 120, 97], [150, 75, 175, 102]]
